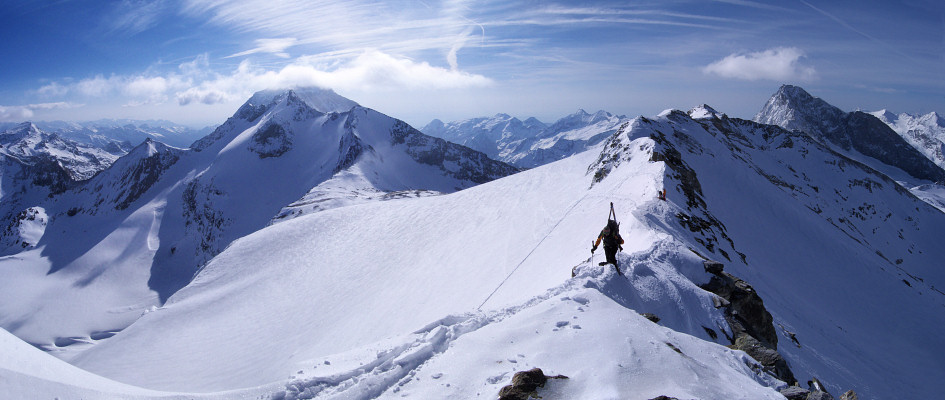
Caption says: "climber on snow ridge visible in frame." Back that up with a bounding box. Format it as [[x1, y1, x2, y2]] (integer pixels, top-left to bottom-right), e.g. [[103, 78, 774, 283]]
[[592, 202, 624, 275]]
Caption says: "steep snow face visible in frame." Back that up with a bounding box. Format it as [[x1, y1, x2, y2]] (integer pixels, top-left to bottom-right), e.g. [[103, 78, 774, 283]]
[[0, 88, 517, 354], [755, 85, 945, 184], [423, 110, 628, 168]]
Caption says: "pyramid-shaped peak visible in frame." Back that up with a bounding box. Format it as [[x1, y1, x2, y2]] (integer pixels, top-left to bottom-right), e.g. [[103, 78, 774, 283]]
[[774, 84, 813, 100], [755, 85, 842, 127]]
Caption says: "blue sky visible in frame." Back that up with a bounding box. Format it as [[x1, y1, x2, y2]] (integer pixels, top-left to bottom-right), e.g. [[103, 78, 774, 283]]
[[1, 0, 943, 127]]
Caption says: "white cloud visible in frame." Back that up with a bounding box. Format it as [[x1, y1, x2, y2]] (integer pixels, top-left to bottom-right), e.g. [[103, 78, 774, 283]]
[[0, 102, 84, 122], [37, 82, 69, 97], [27, 102, 83, 110], [27, 50, 491, 119], [703, 47, 816, 81], [176, 50, 493, 105], [75, 75, 117, 97], [0, 106, 33, 121]]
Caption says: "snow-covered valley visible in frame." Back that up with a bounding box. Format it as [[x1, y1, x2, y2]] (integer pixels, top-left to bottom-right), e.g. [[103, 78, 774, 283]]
[[2, 86, 944, 400]]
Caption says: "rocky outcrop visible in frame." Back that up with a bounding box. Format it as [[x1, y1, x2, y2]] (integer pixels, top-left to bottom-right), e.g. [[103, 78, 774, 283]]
[[779, 385, 809, 400], [699, 260, 795, 384], [497, 368, 567, 400], [839, 389, 859, 400], [250, 123, 292, 159]]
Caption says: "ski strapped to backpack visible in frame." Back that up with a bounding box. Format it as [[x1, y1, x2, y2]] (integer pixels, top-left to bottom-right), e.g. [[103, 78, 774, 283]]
[[604, 202, 622, 251]]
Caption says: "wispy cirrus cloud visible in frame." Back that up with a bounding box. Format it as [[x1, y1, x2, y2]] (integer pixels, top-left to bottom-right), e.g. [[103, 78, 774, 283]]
[[703, 47, 816, 81], [226, 38, 300, 59], [107, 0, 170, 35], [182, 0, 485, 65]]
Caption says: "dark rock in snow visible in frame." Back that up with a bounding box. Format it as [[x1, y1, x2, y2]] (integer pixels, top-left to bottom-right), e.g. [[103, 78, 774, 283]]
[[839, 390, 859, 400], [730, 335, 794, 385], [699, 263, 797, 384], [641, 313, 661, 323], [700, 270, 778, 349], [250, 123, 292, 158], [807, 391, 835, 400], [780, 385, 810, 400], [703, 260, 724, 275], [497, 368, 567, 400]]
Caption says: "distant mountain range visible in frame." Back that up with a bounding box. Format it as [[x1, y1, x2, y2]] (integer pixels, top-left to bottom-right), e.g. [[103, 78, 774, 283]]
[[422, 109, 627, 168], [0, 119, 211, 149]]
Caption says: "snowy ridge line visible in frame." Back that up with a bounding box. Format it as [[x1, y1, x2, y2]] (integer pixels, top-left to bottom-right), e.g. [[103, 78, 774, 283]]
[[275, 259, 612, 400]]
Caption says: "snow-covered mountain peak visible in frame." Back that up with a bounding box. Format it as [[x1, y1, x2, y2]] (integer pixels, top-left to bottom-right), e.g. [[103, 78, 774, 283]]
[[871, 109, 899, 123], [919, 110, 943, 125], [754, 85, 844, 130], [550, 109, 616, 130], [246, 87, 358, 116], [688, 104, 725, 120], [869, 108, 945, 175], [523, 116, 544, 125], [755, 85, 945, 183], [1, 121, 43, 143], [126, 136, 175, 159]]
